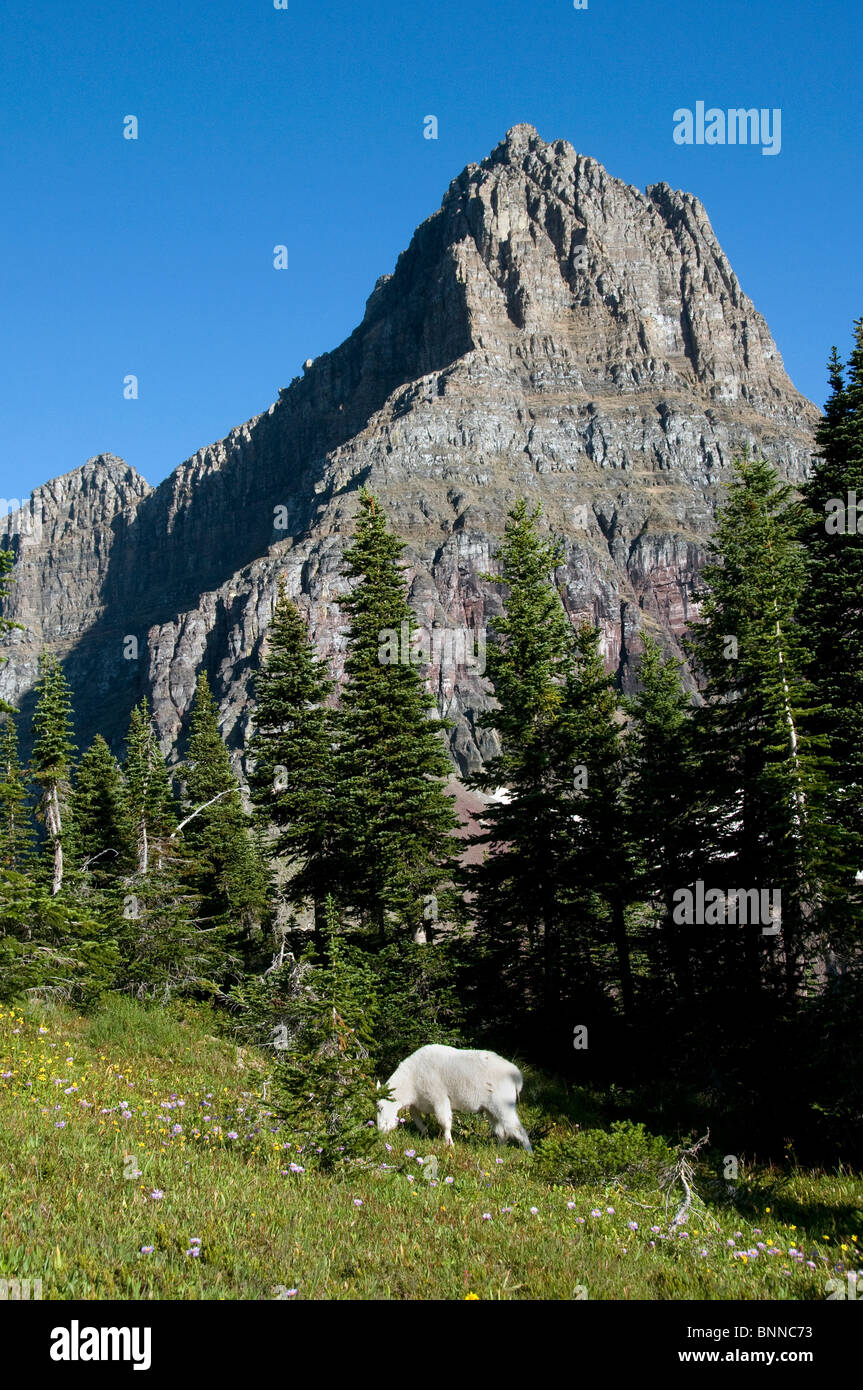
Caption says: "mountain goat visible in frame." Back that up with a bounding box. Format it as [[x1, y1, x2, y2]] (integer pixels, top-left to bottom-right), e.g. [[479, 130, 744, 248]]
[[376, 1044, 532, 1151]]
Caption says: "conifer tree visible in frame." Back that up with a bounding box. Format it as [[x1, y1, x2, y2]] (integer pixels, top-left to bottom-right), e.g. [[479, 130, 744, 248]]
[[73, 735, 132, 878], [118, 695, 239, 999], [557, 623, 631, 1015], [30, 652, 76, 895], [0, 870, 120, 1007], [332, 491, 459, 939], [797, 324, 863, 890], [467, 500, 581, 1034], [271, 895, 381, 1168], [248, 582, 335, 933], [623, 636, 699, 998], [0, 713, 34, 870], [686, 453, 834, 996], [181, 671, 267, 933], [123, 698, 175, 875], [114, 858, 218, 1002], [0, 561, 119, 1004], [368, 935, 467, 1076]]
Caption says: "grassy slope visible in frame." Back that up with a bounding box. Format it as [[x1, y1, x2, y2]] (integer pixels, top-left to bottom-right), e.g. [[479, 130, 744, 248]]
[[0, 998, 860, 1301]]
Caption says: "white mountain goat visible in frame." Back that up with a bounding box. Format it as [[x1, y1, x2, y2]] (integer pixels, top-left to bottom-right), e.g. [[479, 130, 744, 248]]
[[376, 1044, 532, 1151]]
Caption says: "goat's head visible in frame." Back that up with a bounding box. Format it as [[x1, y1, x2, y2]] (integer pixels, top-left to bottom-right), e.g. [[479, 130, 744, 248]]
[[375, 1080, 400, 1133]]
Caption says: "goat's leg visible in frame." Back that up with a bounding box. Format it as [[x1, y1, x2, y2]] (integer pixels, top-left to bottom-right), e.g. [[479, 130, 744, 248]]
[[493, 1104, 533, 1153], [487, 1105, 507, 1144], [409, 1105, 429, 1136], [433, 1098, 454, 1145], [504, 1110, 533, 1153], [513, 1123, 533, 1154]]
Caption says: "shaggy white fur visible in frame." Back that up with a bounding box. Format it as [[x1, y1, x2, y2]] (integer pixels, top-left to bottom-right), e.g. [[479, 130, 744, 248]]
[[376, 1044, 532, 1151]]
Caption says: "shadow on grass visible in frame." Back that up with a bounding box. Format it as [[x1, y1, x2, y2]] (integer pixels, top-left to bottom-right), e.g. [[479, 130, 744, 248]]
[[714, 1174, 863, 1237]]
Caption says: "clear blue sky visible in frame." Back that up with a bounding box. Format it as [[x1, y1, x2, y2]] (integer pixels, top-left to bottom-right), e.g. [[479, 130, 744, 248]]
[[1, 0, 860, 503]]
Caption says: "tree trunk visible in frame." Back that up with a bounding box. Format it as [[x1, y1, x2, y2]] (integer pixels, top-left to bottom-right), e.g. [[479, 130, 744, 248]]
[[47, 783, 63, 896], [137, 816, 148, 876]]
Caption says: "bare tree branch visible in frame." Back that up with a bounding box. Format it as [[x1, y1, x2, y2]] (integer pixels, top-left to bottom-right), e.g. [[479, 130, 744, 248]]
[[169, 789, 231, 839]]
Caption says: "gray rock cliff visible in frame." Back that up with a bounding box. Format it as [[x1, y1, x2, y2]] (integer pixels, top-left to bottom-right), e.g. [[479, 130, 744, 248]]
[[0, 125, 819, 772]]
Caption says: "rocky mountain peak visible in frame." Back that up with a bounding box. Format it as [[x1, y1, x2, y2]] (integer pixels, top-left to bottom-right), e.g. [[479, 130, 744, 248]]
[[0, 129, 819, 770], [30, 454, 151, 512]]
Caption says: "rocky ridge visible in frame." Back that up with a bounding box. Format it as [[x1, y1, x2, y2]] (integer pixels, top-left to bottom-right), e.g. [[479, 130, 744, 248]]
[[0, 124, 819, 772]]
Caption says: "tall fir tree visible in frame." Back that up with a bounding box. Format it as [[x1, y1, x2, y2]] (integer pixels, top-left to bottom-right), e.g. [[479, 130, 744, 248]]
[[118, 697, 226, 999], [114, 859, 220, 1002], [181, 670, 267, 936], [72, 735, 132, 878], [123, 698, 176, 875], [270, 894, 381, 1168], [557, 622, 632, 1017], [0, 558, 119, 1004], [332, 491, 459, 940], [622, 635, 699, 1000], [0, 712, 35, 870], [797, 323, 863, 903], [468, 501, 585, 1041], [248, 582, 335, 939], [685, 453, 835, 998], [30, 652, 76, 895], [0, 869, 120, 1008]]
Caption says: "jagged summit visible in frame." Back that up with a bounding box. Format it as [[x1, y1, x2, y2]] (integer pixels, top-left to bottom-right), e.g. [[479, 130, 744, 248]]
[[27, 453, 147, 496], [1, 129, 819, 769], [489, 122, 546, 158], [484, 122, 583, 166], [504, 121, 540, 143]]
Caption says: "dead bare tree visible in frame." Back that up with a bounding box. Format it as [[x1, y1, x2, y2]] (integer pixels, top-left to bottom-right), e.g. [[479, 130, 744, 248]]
[[660, 1131, 712, 1228]]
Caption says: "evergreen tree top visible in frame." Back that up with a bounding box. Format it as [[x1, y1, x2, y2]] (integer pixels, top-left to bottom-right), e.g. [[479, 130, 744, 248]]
[[339, 491, 415, 650], [183, 670, 245, 810], [476, 499, 575, 760], [73, 734, 131, 873], [30, 652, 77, 780], [253, 580, 333, 713], [0, 711, 35, 869], [123, 697, 175, 835]]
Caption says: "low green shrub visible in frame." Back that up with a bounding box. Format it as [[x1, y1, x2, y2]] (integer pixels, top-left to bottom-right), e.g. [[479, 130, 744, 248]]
[[534, 1118, 675, 1190]]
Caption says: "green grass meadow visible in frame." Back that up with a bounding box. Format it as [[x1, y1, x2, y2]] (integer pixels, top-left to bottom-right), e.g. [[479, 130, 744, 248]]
[[1, 998, 860, 1301]]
